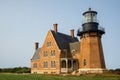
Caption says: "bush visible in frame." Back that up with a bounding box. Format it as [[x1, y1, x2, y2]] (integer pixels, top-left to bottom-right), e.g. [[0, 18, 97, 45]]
[[0, 67, 30, 73]]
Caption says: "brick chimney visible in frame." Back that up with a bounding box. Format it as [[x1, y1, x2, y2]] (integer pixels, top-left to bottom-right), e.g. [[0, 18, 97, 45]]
[[53, 23, 58, 33], [70, 29, 74, 38], [35, 42, 39, 50]]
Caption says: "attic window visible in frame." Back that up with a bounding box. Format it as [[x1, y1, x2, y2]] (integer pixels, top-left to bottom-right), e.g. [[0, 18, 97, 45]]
[[47, 41, 52, 47]]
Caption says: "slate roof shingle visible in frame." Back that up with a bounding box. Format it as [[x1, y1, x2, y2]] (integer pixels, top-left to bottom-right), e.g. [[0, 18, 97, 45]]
[[51, 30, 79, 50], [69, 42, 80, 53], [31, 48, 41, 60]]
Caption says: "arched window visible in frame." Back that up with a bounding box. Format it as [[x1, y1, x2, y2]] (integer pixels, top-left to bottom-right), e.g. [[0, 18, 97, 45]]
[[61, 60, 66, 68]]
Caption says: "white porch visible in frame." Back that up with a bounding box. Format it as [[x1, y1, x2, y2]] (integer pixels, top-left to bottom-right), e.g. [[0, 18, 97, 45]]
[[60, 58, 78, 73]]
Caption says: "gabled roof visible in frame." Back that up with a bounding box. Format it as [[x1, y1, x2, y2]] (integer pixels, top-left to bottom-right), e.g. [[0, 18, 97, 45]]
[[51, 30, 79, 50], [31, 48, 41, 60], [31, 30, 79, 61]]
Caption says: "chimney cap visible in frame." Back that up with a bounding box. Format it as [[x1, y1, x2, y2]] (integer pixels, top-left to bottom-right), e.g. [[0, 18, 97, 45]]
[[35, 42, 39, 50], [70, 29, 74, 31], [53, 23, 58, 33]]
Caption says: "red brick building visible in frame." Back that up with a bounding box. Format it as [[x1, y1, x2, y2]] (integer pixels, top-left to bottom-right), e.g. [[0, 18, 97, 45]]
[[31, 8, 106, 74]]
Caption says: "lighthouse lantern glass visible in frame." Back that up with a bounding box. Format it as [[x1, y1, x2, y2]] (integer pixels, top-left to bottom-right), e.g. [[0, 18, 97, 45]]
[[83, 12, 97, 23]]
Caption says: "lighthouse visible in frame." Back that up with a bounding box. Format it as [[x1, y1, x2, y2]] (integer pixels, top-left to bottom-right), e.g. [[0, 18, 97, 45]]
[[77, 8, 106, 73]]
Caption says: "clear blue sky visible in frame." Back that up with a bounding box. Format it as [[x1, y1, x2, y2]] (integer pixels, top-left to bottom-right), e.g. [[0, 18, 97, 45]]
[[0, 0, 120, 69]]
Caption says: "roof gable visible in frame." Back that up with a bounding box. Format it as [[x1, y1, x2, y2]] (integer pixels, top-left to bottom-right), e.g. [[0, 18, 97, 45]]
[[41, 30, 60, 50]]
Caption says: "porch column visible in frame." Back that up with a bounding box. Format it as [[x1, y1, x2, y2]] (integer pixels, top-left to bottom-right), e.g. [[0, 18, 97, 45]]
[[66, 59, 68, 73], [71, 59, 73, 70]]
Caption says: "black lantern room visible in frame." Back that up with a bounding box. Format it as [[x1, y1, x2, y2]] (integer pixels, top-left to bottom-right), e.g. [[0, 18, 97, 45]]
[[77, 8, 105, 36]]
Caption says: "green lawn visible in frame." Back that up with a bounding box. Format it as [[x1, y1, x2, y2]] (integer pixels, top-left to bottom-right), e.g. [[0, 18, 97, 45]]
[[0, 73, 120, 80]]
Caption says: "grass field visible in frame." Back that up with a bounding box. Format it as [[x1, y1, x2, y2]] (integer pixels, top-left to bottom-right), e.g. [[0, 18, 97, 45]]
[[0, 73, 120, 80]]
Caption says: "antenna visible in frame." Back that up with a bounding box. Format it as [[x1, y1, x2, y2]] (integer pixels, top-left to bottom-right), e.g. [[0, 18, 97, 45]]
[[88, 0, 93, 11]]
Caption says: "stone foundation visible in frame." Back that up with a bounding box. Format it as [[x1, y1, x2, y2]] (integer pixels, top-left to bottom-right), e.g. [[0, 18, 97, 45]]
[[78, 68, 107, 74], [31, 70, 60, 74]]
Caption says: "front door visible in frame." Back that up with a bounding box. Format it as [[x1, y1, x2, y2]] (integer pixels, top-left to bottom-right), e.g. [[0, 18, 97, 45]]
[[73, 60, 78, 70]]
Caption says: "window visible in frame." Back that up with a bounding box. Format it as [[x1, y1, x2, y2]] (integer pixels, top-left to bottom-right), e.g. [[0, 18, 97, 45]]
[[44, 51, 48, 57], [33, 63, 37, 68], [33, 72, 37, 74], [51, 61, 56, 68], [51, 50, 55, 56], [43, 61, 48, 68], [83, 59, 87, 66], [47, 41, 52, 47], [44, 72, 48, 74], [51, 72, 56, 74]]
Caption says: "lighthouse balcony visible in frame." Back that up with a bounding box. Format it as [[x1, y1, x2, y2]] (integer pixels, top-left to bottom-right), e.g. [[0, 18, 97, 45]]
[[77, 26, 105, 36], [98, 26, 105, 32]]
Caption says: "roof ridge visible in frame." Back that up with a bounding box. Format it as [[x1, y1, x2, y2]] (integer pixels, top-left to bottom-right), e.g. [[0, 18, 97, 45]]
[[51, 30, 77, 38]]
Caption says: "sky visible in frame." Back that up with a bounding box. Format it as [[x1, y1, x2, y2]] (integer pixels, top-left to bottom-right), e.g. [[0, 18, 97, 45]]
[[0, 0, 120, 69]]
